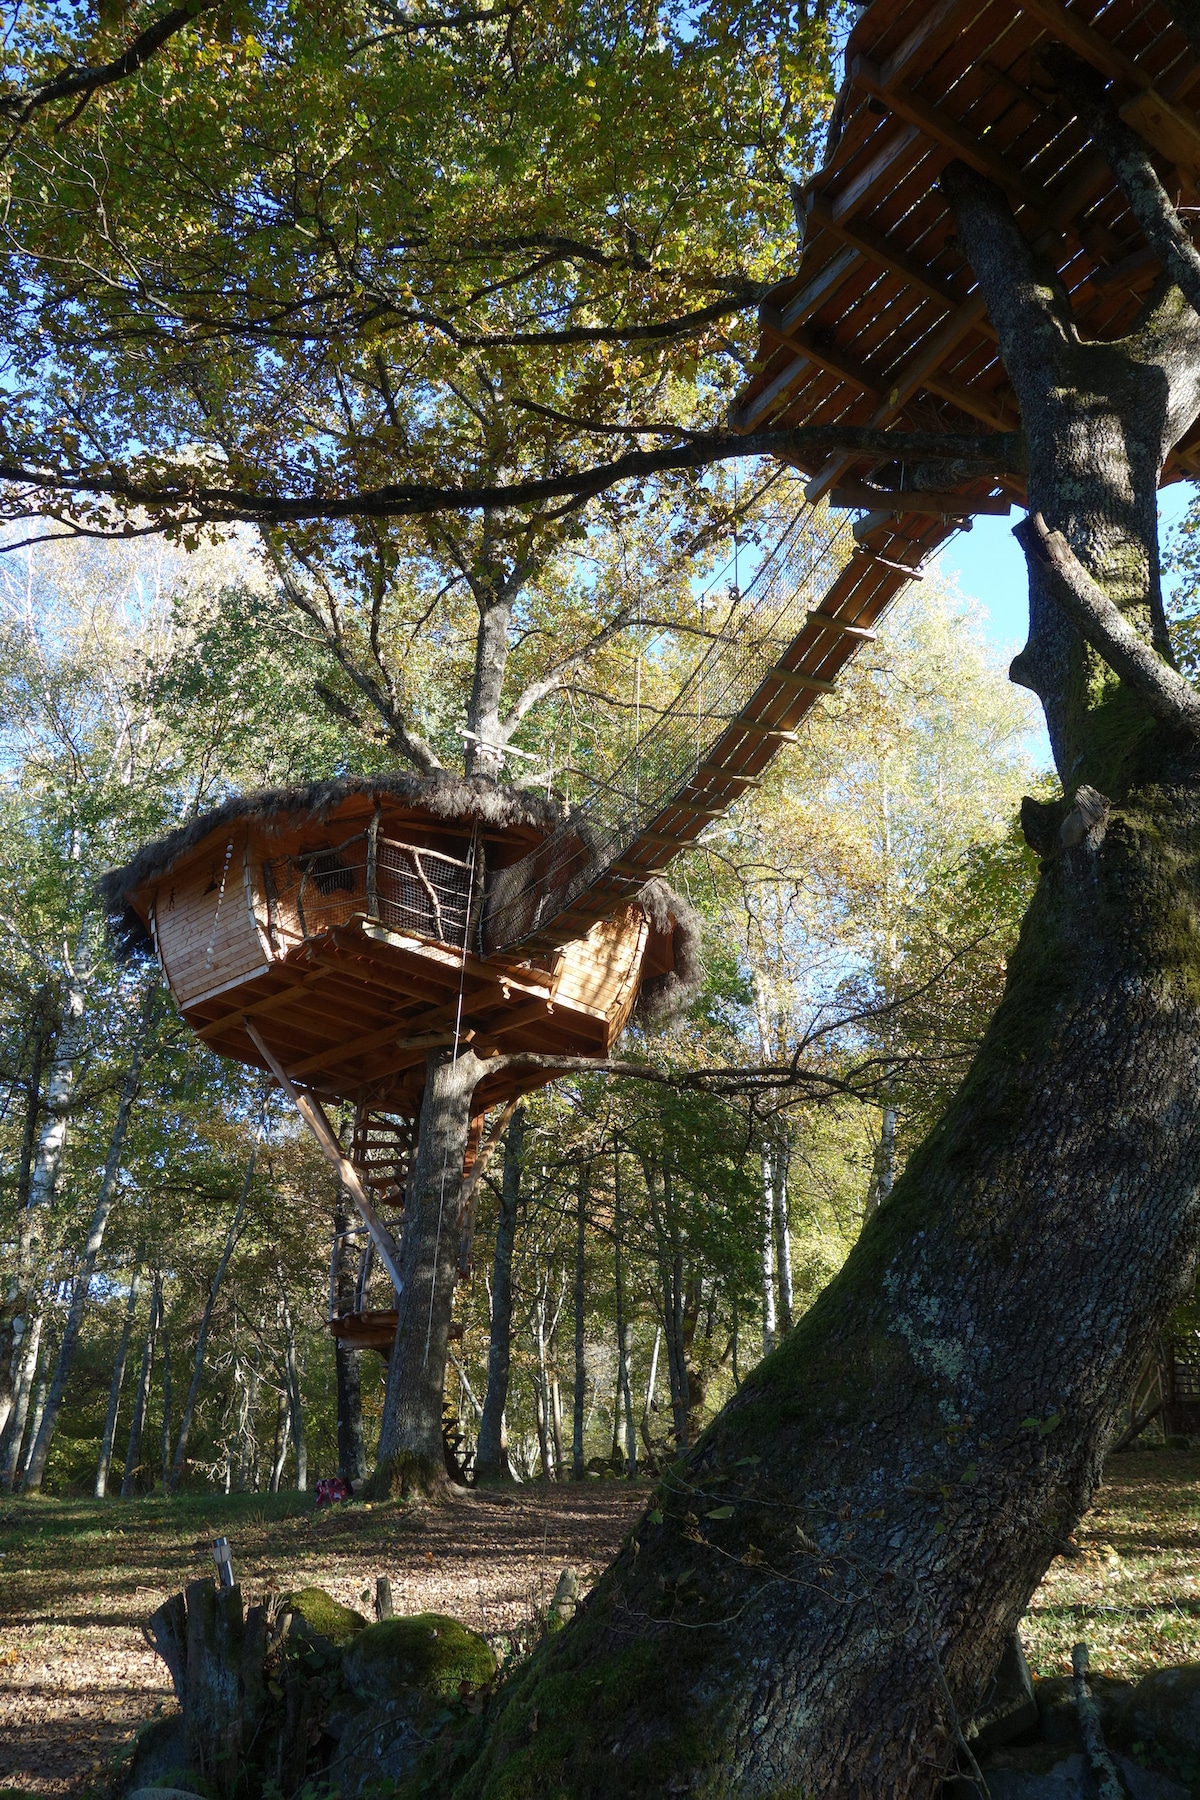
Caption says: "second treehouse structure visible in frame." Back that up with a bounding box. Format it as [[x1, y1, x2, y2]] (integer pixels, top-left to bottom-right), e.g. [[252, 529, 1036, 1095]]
[[102, 772, 698, 1359]]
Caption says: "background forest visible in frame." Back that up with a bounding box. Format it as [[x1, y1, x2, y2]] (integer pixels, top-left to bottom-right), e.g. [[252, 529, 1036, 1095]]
[[0, 517, 1044, 1497]]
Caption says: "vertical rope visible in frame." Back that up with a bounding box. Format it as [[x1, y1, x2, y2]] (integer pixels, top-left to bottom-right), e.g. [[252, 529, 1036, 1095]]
[[204, 839, 235, 970]]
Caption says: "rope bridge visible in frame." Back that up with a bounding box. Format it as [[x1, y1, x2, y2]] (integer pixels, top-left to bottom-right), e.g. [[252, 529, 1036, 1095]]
[[484, 500, 953, 956]]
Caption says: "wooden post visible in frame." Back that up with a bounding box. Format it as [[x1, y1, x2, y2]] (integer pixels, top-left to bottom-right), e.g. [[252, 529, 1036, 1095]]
[[367, 807, 380, 920], [242, 1019, 404, 1295]]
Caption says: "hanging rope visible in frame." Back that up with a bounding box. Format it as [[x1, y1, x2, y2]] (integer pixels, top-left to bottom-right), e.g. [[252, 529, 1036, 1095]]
[[204, 839, 236, 970]]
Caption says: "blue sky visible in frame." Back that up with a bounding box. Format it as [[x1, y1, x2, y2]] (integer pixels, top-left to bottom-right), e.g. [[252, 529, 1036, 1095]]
[[936, 483, 1195, 659], [933, 484, 1197, 774]]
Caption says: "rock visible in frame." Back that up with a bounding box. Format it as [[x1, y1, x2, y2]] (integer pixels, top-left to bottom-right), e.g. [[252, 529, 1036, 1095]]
[[341, 1612, 496, 1704], [326, 1697, 428, 1795], [1130, 1664, 1200, 1768], [949, 1746, 1188, 1798], [118, 1714, 200, 1795], [281, 1585, 369, 1651], [548, 1567, 579, 1631], [1036, 1672, 1134, 1748], [965, 1634, 1039, 1754]]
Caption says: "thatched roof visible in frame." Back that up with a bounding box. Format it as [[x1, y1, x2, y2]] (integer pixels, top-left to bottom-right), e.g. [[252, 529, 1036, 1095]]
[[99, 770, 569, 953], [634, 878, 704, 1025]]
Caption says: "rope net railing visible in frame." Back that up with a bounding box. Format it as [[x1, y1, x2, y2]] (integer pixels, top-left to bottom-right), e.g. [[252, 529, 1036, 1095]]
[[483, 505, 854, 952], [263, 829, 473, 952]]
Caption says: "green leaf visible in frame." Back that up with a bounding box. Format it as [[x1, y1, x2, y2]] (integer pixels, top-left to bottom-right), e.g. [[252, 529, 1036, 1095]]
[[706, 1505, 734, 1520]]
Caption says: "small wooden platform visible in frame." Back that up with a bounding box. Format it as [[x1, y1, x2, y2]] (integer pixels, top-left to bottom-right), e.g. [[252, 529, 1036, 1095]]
[[329, 1309, 399, 1357]]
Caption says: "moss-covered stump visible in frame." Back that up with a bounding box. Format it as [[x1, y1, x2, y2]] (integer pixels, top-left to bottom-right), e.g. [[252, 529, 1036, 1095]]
[[282, 1585, 369, 1650], [343, 1613, 496, 1702]]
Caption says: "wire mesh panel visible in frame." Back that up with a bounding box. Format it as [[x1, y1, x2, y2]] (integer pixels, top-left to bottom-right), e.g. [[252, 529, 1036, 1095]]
[[483, 507, 852, 950], [375, 837, 472, 947], [263, 829, 472, 951]]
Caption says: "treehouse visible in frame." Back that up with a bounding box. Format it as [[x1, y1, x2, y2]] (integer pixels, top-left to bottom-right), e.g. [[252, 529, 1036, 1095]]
[[102, 773, 698, 1347]]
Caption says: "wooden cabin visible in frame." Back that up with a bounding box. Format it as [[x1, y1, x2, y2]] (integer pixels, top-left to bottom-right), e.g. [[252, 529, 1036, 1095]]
[[102, 773, 696, 1123]]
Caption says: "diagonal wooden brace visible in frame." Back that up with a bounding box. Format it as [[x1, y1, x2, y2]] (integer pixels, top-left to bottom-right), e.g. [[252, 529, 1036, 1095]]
[[242, 1016, 404, 1296]]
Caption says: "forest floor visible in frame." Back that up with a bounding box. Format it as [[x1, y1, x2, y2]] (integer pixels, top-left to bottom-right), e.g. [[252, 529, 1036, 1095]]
[[0, 1477, 649, 1797], [0, 1450, 1197, 1797]]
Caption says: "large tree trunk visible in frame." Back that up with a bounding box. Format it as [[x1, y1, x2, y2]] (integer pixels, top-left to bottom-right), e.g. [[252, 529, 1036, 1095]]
[[368, 1046, 486, 1495], [428, 158, 1200, 1796], [475, 1102, 523, 1480]]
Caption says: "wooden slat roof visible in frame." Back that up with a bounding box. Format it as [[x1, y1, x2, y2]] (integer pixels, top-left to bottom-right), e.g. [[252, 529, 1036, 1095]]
[[503, 0, 1200, 952]]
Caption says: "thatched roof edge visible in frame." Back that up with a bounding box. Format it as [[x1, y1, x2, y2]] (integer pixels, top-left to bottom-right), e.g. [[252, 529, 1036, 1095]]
[[634, 878, 704, 1026], [98, 770, 569, 955]]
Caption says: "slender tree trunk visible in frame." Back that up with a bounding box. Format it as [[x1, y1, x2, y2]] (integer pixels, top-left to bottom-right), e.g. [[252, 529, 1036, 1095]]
[[167, 1154, 253, 1492], [476, 1102, 523, 1480], [0, 999, 50, 1441], [772, 1136, 794, 1334], [235, 1338, 263, 1493], [278, 1278, 306, 1492], [640, 1324, 661, 1458], [369, 1047, 486, 1495], [760, 1142, 777, 1356], [613, 1151, 637, 1478], [159, 1319, 172, 1484], [24, 987, 157, 1494], [0, 1313, 42, 1490], [448, 148, 1200, 1797], [19, 1339, 48, 1483], [0, 968, 86, 1443], [331, 1186, 368, 1484], [121, 1277, 160, 1498], [269, 1388, 290, 1492], [533, 1281, 554, 1481], [572, 1167, 587, 1479], [96, 1264, 142, 1497]]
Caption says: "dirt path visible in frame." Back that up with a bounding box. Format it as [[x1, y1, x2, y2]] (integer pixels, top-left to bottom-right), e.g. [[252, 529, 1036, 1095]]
[[0, 1482, 649, 1797]]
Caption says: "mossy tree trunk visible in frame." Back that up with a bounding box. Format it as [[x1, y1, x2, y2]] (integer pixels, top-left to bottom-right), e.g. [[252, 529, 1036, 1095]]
[[420, 150, 1200, 1799], [369, 1046, 486, 1497]]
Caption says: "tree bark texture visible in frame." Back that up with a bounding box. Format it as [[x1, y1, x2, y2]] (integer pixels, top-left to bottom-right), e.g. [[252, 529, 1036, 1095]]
[[418, 158, 1200, 1799], [476, 1102, 523, 1480], [371, 1047, 485, 1491]]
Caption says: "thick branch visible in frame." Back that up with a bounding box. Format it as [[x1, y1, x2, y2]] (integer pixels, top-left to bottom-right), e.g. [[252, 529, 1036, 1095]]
[[0, 1, 217, 131], [0, 428, 1023, 528], [1045, 49, 1200, 322], [1014, 511, 1200, 736]]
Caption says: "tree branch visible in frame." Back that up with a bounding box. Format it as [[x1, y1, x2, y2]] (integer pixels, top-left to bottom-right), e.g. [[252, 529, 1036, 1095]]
[[1014, 511, 1200, 736], [0, 427, 1023, 529], [0, 1, 217, 132], [1043, 48, 1200, 321]]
